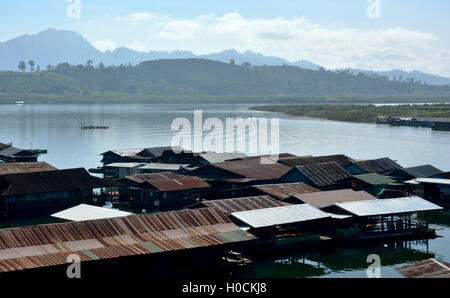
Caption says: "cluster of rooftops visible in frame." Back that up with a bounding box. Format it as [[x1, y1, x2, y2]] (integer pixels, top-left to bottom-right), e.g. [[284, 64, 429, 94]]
[[0, 145, 448, 274]]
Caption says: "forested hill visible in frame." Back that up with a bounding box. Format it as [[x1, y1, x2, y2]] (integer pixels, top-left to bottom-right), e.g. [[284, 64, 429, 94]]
[[1, 58, 449, 103]]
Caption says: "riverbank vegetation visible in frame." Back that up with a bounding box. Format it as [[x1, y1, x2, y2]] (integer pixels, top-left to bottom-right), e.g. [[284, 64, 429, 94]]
[[1, 59, 450, 103], [249, 104, 450, 123]]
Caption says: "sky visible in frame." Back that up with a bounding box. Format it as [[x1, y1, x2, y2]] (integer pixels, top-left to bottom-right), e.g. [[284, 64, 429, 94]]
[[1, 0, 449, 76]]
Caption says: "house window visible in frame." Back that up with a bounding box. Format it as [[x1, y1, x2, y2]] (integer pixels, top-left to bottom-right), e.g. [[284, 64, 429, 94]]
[[163, 192, 168, 199], [154, 200, 160, 207]]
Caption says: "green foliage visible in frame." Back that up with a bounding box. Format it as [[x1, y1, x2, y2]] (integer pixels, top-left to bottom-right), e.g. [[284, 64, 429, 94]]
[[0, 59, 449, 103], [250, 104, 450, 123]]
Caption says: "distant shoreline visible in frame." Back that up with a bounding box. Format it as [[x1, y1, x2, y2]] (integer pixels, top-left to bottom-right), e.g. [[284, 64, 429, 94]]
[[249, 103, 450, 124]]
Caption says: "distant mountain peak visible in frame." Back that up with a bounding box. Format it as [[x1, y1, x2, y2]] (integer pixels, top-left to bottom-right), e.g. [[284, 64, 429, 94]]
[[0, 28, 449, 85]]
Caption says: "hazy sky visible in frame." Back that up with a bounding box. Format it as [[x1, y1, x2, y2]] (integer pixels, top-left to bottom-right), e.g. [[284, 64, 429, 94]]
[[1, 0, 449, 76]]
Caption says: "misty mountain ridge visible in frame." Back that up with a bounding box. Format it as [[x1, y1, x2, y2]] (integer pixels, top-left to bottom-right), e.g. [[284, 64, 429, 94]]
[[1, 28, 449, 86]]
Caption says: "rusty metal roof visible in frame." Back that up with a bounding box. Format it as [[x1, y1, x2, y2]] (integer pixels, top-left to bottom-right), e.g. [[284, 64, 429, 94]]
[[352, 158, 402, 174], [0, 162, 57, 175], [293, 189, 377, 209], [0, 207, 255, 273], [195, 196, 288, 214], [279, 154, 354, 168], [124, 172, 210, 191], [0, 168, 119, 197], [252, 182, 320, 200], [294, 162, 351, 187], [206, 158, 292, 181], [396, 258, 450, 278]]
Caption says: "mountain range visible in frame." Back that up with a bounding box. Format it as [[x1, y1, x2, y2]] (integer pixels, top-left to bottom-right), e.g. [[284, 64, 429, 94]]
[[0, 28, 449, 86]]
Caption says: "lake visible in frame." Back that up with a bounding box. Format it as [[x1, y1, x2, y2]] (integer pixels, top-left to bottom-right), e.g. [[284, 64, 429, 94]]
[[0, 103, 449, 278], [1, 103, 450, 171]]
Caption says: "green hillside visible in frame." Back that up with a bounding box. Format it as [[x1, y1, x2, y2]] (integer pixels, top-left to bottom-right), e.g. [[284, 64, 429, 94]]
[[1, 59, 449, 103]]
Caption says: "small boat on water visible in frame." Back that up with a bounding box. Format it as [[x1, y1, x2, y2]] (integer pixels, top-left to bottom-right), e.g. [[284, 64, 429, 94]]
[[71, 113, 109, 130], [82, 125, 109, 130], [15, 101, 25, 105]]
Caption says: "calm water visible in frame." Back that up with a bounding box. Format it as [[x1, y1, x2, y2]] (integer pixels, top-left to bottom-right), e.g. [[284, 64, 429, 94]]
[[0, 103, 449, 278]]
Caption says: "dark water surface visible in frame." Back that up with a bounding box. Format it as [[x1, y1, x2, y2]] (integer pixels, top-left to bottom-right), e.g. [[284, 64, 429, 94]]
[[0, 103, 449, 278]]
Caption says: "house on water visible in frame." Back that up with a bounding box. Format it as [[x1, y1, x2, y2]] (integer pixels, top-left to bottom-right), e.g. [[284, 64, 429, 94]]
[[0, 168, 118, 218], [322, 196, 442, 241], [118, 172, 211, 210], [230, 204, 331, 251], [0, 162, 57, 175], [188, 195, 289, 215], [345, 157, 403, 175], [338, 173, 400, 197], [0, 207, 256, 279], [387, 165, 443, 182], [406, 178, 450, 207], [0, 143, 38, 163], [279, 162, 351, 190], [188, 157, 292, 191], [278, 154, 355, 168]]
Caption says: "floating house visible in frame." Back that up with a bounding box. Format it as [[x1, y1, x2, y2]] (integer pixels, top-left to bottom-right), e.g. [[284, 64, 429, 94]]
[[388, 165, 443, 182], [292, 189, 378, 209], [100, 146, 186, 167], [250, 182, 321, 202], [194, 152, 248, 165], [0, 143, 38, 163], [338, 173, 399, 197], [230, 204, 331, 249], [406, 178, 450, 207], [119, 172, 211, 210], [322, 196, 443, 240], [278, 154, 354, 168], [0, 208, 256, 278], [138, 163, 188, 174], [431, 119, 450, 131], [104, 163, 145, 179], [188, 158, 292, 190], [0, 162, 57, 175], [0, 168, 118, 218], [279, 162, 351, 190], [395, 258, 450, 278], [188, 195, 289, 215], [214, 182, 321, 201], [345, 157, 403, 175], [51, 204, 134, 222]]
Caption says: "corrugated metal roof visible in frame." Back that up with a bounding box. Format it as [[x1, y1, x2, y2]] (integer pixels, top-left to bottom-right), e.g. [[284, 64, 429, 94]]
[[203, 158, 292, 181], [390, 165, 443, 179], [0, 162, 57, 175], [295, 162, 351, 187], [252, 182, 320, 200], [124, 172, 210, 191], [334, 196, 443, 217], [198, 196, 288, 214], [0, 146, 36, 158], [279, 154, 354, 168], [0, 207, 255, 273], [396, 258, 450, 278], [51, 204, 134, 222], [294, 189, 377, 208], [139, 163, 188, 171], [104, 148, 145, 157], [0, 168, 119, 197], [105, 163, 145, 168], [352, 158, 402, 174], [198, 152, 248, 164], [407, 178, 450, 186], [230, 204, 330, 228]]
